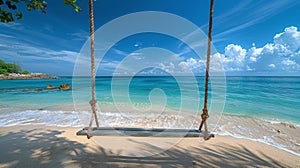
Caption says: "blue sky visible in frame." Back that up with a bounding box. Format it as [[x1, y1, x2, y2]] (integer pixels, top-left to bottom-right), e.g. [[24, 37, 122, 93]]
[[0, 0, 300, 76]]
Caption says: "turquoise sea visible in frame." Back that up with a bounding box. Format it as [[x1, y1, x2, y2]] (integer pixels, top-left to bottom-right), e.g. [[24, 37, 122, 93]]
[[0, 76, 299, 155], [0, 76, 299, 124]]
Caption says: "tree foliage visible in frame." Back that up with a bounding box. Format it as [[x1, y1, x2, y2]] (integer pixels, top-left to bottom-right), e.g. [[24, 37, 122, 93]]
[[0, 0, 81, 23], [22, 70, 29, 74], [0, 59, 25, 75]]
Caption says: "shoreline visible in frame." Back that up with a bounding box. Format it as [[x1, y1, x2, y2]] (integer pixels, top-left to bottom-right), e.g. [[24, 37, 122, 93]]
[[0, 125, 299, 167], [0, 110, 299, 157], [0, 73, 58, 80]]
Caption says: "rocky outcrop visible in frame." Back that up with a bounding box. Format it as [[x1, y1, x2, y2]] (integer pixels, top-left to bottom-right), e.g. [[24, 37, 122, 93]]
[[0, 73, 58, 80], [21, 88, 43, 92], [45, 85, 55, 89], [34, 89, 43, 92], [20, 83, 71, 93], [59, 83, 71, 90]]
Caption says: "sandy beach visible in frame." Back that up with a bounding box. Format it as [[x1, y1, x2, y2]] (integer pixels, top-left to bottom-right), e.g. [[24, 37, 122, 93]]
[[1, 0, 300, 167], [0, 125, 299, 167]]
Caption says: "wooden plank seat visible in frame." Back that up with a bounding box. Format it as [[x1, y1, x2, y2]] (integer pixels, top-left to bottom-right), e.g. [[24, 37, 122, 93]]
[[76, 127, 209, 137]]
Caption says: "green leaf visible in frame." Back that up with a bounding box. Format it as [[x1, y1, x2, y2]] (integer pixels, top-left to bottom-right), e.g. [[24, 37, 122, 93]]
[[15, 12, 22, 20], [0, 8, 14, 22], [1, 0, 82, 23], [64, 0, 81, 12], [64, 0, 74, 5], [71, 3, 81, 12], [26, 4, 31, 10]]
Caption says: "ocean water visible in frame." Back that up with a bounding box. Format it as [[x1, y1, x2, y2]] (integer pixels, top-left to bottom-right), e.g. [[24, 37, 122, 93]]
[[0, 76, 299, 155], [0, 76, 299, 124]]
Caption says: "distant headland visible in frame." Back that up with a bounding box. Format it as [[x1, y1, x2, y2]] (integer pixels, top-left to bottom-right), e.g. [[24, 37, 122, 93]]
[[0, 73, 58, 80], [0, 59, 58, 80]]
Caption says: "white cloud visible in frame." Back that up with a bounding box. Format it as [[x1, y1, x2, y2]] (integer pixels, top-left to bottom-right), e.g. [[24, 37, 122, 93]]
[[111, 47, 194, 76], [248, 27, 300, 72], [211, 26, 300, 74], [261, 43, 275, 54], [268, 64, 276, 68], [201, 44, 247, 72], [246, 65, 255, 71], [281, 59, 300, 71], [0, 35, 79, 64], [178, 57, 206, 73], [101, 26, 300, 75], [176, 26, 300, 75], [159, 62, 175, 73], [224, 44, 247, 63], [274, 26, 300, 51], [281, 59, 296, 66], [248, 45, 263, 62], [178, 61, 189, 71], [18, 46, 79, 63]]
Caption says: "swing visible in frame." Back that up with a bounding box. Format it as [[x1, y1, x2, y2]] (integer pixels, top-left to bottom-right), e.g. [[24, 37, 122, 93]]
[[77, 0, 215, 140]]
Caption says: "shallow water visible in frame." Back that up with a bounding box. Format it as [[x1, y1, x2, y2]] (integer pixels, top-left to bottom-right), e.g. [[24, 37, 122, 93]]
[[0, 76, 299, 155]]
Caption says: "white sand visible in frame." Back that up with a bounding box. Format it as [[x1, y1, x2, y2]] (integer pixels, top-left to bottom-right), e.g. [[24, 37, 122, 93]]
[[0, 125, 299, 167]]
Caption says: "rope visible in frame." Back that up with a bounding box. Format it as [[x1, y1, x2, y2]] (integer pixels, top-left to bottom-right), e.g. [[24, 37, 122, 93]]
[[87, 0, 99, 139], [199, 0, 214, 140], [84, 0, 215, 139]]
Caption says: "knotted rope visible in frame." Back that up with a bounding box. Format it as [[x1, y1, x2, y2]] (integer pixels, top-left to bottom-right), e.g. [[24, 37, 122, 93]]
[[199, 0, 214, 140], [87, 0, 99, 139], [85, 0, 215, 140]]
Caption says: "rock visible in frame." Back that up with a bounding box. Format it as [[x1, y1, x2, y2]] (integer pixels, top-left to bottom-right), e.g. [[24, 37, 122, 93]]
[[22, 88, 35, 92], [45, 84, 55, 89], [34, 89, 43, 92], [59, 83, 71, 91], [22, 88, 42, 92], [22, 89, 29, 92]]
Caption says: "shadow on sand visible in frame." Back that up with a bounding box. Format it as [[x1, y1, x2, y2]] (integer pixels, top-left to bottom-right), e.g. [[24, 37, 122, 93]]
[[0, 128, 288, 167]]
